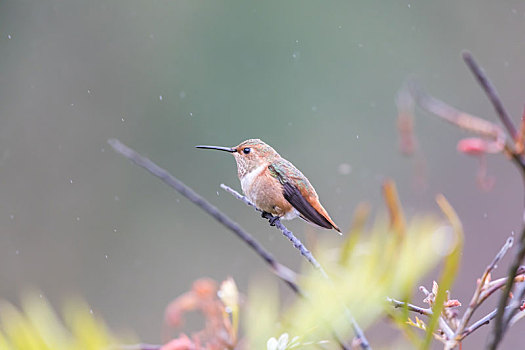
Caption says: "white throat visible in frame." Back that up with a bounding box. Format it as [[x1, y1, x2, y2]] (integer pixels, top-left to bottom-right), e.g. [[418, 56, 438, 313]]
[[240, 164, 267, 201]]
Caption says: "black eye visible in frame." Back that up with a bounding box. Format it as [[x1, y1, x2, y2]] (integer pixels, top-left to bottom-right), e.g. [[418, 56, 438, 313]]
[[243, 147, 251, 154]]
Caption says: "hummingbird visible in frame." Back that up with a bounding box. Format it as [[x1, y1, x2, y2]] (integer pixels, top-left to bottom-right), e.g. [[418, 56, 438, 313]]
[[196, 139, 341, 233]]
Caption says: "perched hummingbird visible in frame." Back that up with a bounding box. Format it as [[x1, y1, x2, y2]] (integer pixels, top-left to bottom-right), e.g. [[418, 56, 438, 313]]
[[196, 139, 341, 233]]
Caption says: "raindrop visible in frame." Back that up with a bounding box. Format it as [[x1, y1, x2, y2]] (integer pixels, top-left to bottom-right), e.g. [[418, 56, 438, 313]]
[[70, 103, 75, 107], [87, 89, 91, 94], [216, 191, 220, 196], [159, 95, 163, 101], [292, 51, 300, 60], [121, 117, 125, 122], [105, 254, 108, 259], [295, 39, 299, 44], [189, 112, 193, 117], [7, 34, 12, 39], [90, 309, 94, 314], [69, 179, 73, 184], [356, 135, 360, 139], [113, 228, 117, 233], [338, 25, 342, 29], [338, 163, 352, 175], [407, 3, 411, 8], [76, 217, 80, 221], [39, 294, 43, 298], [179, 91, 186, 99]]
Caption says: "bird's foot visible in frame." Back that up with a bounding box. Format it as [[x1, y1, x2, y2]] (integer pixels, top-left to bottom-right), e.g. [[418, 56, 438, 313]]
[[261, 211, 279, 226]]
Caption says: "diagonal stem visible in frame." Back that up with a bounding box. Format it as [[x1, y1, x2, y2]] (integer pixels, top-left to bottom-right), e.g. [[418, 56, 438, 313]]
[[220, 184, 371, 349], [107, 139, 299, 293]]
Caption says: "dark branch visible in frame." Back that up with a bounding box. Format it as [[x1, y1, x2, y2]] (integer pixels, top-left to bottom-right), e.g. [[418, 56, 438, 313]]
[[462, 51, 518, 140], [107, 139, 299, 293]]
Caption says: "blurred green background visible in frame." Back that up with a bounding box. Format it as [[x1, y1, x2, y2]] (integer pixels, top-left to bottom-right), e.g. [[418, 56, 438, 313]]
[[1, 0, 525, 348]]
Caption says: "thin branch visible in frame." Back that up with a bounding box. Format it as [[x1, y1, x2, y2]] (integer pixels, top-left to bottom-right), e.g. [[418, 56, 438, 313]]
[[220, 184, 326, 276], [462, 51, 517, 141], [220, 184, 371, 349], [387, 298, 433, 316], [488, 222, 525, 349], [107, 139, 299, 293], [455, 236, 513, 336], [461, 309, 497, 339]]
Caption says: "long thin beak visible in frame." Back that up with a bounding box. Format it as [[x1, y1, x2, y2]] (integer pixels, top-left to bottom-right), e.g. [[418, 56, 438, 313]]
[[195, 145, 236, 153]]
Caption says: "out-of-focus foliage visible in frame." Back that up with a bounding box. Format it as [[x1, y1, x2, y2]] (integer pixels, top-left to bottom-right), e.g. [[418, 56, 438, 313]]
[[245, 196, 461, 348], [162, 278, 239, 350], [0, 292, 131, 350]]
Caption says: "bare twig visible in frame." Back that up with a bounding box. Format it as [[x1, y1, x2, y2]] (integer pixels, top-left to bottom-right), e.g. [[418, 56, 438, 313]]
[[220, 184, 326, 275], [387, 298, 432, 316], [462, 51, 518, 141], [107, 139, 299, 293], [455, 237, 513, 337], [461, 309, 497, 339], [220, 184, 371, 349]]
